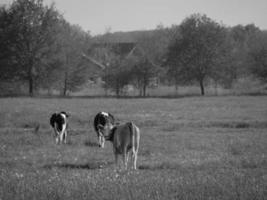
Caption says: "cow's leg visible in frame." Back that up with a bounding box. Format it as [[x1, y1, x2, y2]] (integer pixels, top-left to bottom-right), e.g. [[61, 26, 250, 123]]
[[132, 150, 138, 170], [122, 154, 126, 169], [123, 154, 127, 169], [130, 151, 134, 169], [101, 136, 105, 148], [98, 134, 105, 148], [53, 128, 59, 144], [63, 130, 67, 144], [114, 152, 119, 167], [55, 135, 59, 144], [126, 152, 130, 167], [122, 149, 129, 170], [59, 133, 62, 144]]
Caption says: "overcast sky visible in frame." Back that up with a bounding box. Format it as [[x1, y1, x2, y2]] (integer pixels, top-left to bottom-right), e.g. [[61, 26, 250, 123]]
[[1, 0, 267, 35]]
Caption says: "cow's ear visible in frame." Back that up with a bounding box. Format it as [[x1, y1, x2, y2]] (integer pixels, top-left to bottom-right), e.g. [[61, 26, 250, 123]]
[[97, 124, 104, 130]]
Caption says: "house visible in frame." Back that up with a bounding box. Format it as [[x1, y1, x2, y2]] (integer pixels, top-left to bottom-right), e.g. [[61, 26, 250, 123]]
[[82, 36, 160, 89]]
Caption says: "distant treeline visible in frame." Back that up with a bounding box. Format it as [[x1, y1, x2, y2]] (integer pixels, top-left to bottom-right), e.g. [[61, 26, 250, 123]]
[[0, 0, 267, 96]]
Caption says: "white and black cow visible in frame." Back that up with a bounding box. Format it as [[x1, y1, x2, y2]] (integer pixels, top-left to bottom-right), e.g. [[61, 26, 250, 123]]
[[50, 111, 69, 144], [105, 122, 140, 170], [94, 112, 115, 148]]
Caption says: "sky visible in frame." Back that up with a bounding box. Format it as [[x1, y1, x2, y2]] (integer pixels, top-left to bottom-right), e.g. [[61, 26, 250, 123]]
[[1, 0, 267, 35]]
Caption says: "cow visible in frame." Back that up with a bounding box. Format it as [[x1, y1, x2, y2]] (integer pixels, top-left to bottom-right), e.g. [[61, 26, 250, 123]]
[[93, 111, 115, 148], [50, 111, 69, 144], [104, 122, 140, 170]]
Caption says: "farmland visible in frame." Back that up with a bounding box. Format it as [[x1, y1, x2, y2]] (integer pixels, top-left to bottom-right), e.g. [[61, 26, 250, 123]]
[[0, 96, 267, 200]]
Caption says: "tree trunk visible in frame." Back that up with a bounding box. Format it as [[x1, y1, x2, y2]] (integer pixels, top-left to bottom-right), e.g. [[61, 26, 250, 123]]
[[143, 84, 147, 97], [139, 88, 142, 96], [63, 72, 68, 96], [116, 80, 120, 97], [28, 66, 34, 96], [116, 88, 120, 97], [214, 80, 218, 96], [175, 78, 179, 95], [143, 75, 147, 97], [138, 81, 142, 96], [29, 76, 34, 96], [199, 79, 205, 95]]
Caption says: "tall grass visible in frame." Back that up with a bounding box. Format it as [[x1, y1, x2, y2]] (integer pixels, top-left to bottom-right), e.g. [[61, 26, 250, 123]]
[[0, 96, 266, 199]]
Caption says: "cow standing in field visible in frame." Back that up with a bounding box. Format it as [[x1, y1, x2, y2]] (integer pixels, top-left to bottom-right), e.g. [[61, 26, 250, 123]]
[[50, 112, 69, 144], [94, 112, 115, 148], [102, 122, 140, 170]]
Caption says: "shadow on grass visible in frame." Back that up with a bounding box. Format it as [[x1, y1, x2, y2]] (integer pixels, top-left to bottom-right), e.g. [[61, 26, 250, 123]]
[[84, 140, 99, 147], [43, 161, 113, 170], [162, 121, 267, 131], [138, 162, 182, 170], [138, 160, 225, 171]]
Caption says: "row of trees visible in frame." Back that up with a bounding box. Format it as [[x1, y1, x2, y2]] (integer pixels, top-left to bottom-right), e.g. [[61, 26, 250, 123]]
[[97, 15, 267, 96], [168, 18, 267, 95], [0, 0, 267, 96]]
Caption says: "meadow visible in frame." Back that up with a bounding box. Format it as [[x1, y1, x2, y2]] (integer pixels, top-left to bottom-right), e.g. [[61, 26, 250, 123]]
[[0, 96, 266, 200]]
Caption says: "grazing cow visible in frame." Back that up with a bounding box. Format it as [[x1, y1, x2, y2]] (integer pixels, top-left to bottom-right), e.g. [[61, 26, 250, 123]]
[[50, 111, 69, 144], [106, 122, 140, 170], [94, 112, 115, 148]]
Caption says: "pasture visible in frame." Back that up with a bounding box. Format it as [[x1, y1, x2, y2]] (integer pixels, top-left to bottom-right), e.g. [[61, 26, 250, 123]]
[[0, 96, 266, 200]]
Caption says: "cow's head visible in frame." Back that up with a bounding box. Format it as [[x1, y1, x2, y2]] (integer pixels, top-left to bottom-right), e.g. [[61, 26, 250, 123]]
[[97, 123, 114, 148]]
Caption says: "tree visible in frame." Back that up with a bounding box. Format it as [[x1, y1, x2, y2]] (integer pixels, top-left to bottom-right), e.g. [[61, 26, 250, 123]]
[[55, 21, 92, 96], [229, 24, 261, 79], [130, 54, 159, 96], [0, 0, 61, 96], [249, 31, 267, 82], [134, 32, 166, 96], [0, 6, 12, 81], [166, 14, 229, 95], [102, 53, 133, 96]]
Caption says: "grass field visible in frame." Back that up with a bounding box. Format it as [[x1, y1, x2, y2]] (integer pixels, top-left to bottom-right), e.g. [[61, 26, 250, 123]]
[[0, 96, 266, 200]]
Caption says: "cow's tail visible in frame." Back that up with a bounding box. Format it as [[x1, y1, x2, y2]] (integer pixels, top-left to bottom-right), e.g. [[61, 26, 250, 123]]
[[54, 123, 59, 135]]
